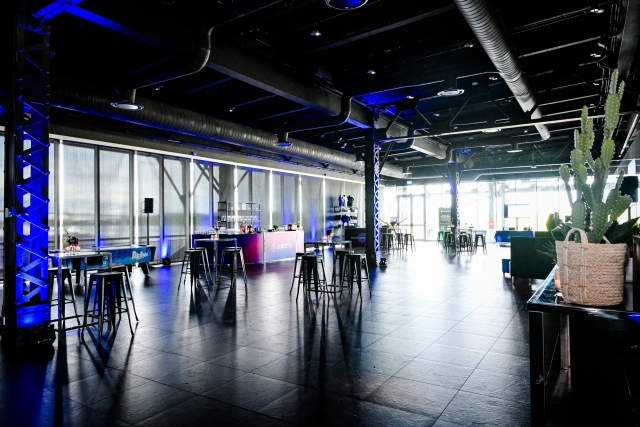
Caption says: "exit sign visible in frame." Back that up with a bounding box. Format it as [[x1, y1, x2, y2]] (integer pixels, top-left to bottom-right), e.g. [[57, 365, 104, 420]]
[[406, 180, 412, 184]]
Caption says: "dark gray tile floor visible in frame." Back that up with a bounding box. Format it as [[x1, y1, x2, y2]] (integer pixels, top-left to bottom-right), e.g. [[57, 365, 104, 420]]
[[0, 243, 538, 426]]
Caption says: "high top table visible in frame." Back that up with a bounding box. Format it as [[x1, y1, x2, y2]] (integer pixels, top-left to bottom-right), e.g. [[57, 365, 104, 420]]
[[304, 240, 352, 260], [527, 266, 640, 426], [49, 251, 112, 333]]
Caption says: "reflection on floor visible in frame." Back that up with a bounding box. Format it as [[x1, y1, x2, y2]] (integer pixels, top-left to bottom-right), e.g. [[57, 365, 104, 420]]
[[1, 243, 539, 426]]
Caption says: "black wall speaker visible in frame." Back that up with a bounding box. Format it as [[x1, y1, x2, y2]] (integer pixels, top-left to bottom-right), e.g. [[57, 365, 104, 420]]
[[142, 198, 154, 213], [620, 176, 638, 203]]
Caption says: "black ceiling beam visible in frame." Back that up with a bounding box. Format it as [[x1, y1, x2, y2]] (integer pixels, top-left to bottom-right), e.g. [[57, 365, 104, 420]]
[[62, 3, 447, 158]]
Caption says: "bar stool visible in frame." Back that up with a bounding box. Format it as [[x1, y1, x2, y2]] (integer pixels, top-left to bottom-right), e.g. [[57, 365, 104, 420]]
[[219, 247, 247, 286], [192, 246, 213, 284], [99, 265, 138, 322], [81, 272, 134, 339], [179, 249, 204, 288], [296, 254, 325, 301], [458, 233, 472, 254], [341, 254, 371, 298], [474, 233, 487, 254], [445, 232, 456, 252], [48, 267, 80, 325], [332, 249, 352, 290], [436, 231, 444, 246], [404, 233, 415, 251], [290, 251, 321, 293]]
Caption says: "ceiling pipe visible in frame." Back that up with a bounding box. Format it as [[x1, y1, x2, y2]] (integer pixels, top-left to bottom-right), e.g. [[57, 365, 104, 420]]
[[452, 0, 550, 140], [50, 81, 405, 178], [114, 2, 285, 106], [278, 92, 355, 135]]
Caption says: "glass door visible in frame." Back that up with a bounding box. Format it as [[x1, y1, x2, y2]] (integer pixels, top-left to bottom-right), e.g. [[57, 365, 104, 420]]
[[397, 195, 426, 240], [412, 196, 425, 240]]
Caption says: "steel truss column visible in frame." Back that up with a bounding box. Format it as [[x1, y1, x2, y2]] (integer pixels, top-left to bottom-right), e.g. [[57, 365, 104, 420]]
[[3, 1, 53, 346], [446, 151, 460, 239], [365, 130, 381, 267]]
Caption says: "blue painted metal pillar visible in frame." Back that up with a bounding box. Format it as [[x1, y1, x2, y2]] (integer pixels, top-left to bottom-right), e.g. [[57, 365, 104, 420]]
[[3, 1, 52, 347], [365, 130, 381, 266]]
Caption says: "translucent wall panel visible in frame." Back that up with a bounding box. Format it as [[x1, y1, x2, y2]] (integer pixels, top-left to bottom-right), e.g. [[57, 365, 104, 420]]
[[163, 157, 187, 261], [212, 164, 235, 223], [192, 161, 211, 232], [236, 166, 267, 230], [344, 181, 363, 225], [99, 148, 130, 245], [273, 172, 300, 227], [326, 179, 344, 237], [301, 175, 324, 241], [61, 143, 95, 247], [136, 153, 160, 253]]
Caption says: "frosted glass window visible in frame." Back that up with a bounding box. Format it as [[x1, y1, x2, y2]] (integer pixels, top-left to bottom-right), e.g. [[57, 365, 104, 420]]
[[192, 162, 211, 231], [61, 143, 95, 247], [137, 154, 160, 249], [99, 148, 130, 245], [301, 175, 323, 241], [163, 157, 187, 260]]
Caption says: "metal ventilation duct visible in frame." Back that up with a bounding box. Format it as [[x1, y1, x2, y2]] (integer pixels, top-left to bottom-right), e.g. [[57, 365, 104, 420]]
[[453, 0, 550, 140], [50, 82, 405, 178]]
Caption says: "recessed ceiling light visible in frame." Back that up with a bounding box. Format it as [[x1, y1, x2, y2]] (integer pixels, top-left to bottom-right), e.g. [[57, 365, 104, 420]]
[[406, 95, 414, 99], [489, 76, 498, 81], [482, 128, 501, 133], [310, 30, 321, 37], [437, 89, 464, 97], [524, 129, 528, 133], [325, 0, 368, 10], [229, 107, 235, 112], [468, 137, 474, 140], [433, 112, 440, 117], [154, 85, 163, 91], [367, 69, 376, 75], [471, 82, 478, 86], [531, 165, 537, 169], [111, 101, 144, 110], [590, 53, 602, 58], [590, 8, 604, 13], [464, 43, 474, 48]]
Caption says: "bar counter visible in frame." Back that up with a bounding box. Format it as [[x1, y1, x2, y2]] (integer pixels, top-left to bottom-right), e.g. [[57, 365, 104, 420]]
[[191, 230, 304, 264]]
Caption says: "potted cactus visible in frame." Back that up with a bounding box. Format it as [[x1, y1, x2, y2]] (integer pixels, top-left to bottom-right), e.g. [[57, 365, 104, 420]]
[[556, 69, 629, 306]]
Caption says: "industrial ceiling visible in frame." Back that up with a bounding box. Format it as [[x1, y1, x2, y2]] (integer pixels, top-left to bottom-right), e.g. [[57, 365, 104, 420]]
[[2, 0, 639, 182]]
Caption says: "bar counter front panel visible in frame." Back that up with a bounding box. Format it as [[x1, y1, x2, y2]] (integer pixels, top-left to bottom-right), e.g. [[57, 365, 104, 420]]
[[191, 230, 303, 264]]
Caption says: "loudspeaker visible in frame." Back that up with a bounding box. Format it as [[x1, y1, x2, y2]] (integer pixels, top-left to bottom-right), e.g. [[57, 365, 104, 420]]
[[620, 176, 638, 203], [142, 198, 154, 213]]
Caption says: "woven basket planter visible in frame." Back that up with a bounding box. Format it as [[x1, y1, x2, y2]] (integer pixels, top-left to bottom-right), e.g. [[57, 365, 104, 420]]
[[556, 228, 627, 306]]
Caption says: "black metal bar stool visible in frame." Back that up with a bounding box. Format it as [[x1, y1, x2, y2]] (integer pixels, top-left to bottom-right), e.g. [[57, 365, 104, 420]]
[[457, 233, 471, 254], [474, 233, 487, 254], [436, 231, 444, 246], [192, 246, 213, 284], [341, 253, 371, 298], [219, 247, 247, 286], [296, 254, 325, 301], [48, 267, 80, 325], [179, 249, 205, 288], [99, 265, 138, 322], [404, 233, 415, 251], [81, 272, 134, 339], [290, 251, 317, 293], [332, 249, 352, 290]]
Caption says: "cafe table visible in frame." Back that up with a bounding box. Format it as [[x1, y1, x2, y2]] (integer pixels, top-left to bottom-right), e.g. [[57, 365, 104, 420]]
[[193, 238, 237, 281], [304, 240, 352, 260], [49, 250, 112, 333], [527, 266, 640, 426]]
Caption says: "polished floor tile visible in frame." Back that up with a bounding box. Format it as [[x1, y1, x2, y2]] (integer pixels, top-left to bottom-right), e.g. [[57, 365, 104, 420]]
[[1, 243, 549, 426]]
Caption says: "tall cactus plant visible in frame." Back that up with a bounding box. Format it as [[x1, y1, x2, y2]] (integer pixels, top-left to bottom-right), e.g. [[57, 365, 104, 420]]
[[559, 69, 628, 244]]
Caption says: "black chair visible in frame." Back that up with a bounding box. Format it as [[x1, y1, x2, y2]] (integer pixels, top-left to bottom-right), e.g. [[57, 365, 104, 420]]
[[99, 265, 138, 322], [332, 249, 352, 291]]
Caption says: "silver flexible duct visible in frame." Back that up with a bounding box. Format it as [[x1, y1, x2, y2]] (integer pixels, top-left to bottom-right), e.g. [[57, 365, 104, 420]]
[[453, 0, 550, 140], [50, 82, 405, 178]]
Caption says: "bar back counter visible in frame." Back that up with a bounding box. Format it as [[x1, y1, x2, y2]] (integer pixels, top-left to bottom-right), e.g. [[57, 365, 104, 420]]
[[191, 230, 304, 264]]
